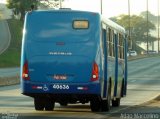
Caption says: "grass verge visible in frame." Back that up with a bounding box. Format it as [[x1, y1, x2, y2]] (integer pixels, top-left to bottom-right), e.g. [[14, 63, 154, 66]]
[[0, 19, 23, 67]]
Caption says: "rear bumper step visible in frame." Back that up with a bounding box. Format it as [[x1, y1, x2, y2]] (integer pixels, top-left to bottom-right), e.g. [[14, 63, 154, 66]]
[[22, 81, 101, 95]]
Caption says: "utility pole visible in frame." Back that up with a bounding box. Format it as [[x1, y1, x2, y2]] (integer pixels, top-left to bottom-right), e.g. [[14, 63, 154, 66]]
[[101, 0, 103, 14], [59, 0, 62, 8], [146, 0, 149, 54], [158, 0, 160, 53], [128, 0, 132, 50]]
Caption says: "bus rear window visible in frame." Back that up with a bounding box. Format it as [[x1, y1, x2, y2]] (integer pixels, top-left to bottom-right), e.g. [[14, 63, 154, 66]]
[[73, 20, 89, 29]]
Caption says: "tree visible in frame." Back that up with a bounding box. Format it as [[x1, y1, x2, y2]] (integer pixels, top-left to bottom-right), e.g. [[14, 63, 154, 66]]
[[7, 0, 39, 21], [140, 11, 156, 22], [40, 0, 63, 9], [7, 0, 63, 21], [110, 14, 156, 51]]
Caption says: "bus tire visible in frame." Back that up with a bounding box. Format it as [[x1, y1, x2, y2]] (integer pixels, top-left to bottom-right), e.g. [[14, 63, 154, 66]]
[[121, 79, 124, 97], [101, 83, 111, 112], [45, 98, 55, 111], [90, 97, 101, 112], [112, 98, 120, 107], [34, 98, 45, 111]]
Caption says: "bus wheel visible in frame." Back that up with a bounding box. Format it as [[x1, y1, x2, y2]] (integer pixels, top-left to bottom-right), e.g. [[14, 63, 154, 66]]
[[101, 84, 111, 112], [90, 97, 101, 112], [112, 98, 120, 107], [45, 98, 55, 111], [34, 98, 45, 111]]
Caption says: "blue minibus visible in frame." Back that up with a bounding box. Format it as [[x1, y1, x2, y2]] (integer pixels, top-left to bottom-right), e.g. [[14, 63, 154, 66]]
[[21, 9, 128, 112]]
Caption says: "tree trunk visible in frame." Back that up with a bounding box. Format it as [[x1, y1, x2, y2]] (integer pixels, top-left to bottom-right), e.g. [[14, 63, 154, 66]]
[[20, 9, 25, 21]]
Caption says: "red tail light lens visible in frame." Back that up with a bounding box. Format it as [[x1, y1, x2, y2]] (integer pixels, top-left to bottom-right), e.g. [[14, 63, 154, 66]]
[[91, 62, 99, 81], [22, 61, 30, 80]]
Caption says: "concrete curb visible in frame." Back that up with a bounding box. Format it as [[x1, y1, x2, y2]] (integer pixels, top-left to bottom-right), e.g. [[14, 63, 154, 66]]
[[153, 94, 160, 101], [128, 54, 160, 61], [0, 75, 20, 86]]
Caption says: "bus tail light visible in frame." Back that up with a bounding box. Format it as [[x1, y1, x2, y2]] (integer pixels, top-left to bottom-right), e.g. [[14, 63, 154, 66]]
[[91, 62, 99, 81], [22, 61, 30, 80]]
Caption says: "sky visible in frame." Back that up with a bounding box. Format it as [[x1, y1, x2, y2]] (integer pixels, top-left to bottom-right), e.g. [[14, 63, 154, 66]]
[[0, 0, 159, 18], [64, 0, 159, 18], [0, 0, 6, 4]]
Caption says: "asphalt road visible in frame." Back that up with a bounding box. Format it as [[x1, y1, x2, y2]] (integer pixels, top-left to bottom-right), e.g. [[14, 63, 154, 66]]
[[0, 57, 160, 119], [0, 20, 10, 55]]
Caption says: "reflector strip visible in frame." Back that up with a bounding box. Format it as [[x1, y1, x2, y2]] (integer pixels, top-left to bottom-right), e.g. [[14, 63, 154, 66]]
[[77, 87, 88, 90], [32, 86, 43, 89]]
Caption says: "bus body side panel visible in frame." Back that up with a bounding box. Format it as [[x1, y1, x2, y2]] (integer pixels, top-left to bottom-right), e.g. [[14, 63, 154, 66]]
[[101, 16, 127, 99], [124, 36, 128, 96], [101, 24, 116, 100], [113, 33, 118, 97], [116, 60, 124, 98], [21, 11, 102, 96], [108, 57, 115, 99], [113, 34, 125, 98], [101, 27, 112, 99], [101, 28, 107, 98]]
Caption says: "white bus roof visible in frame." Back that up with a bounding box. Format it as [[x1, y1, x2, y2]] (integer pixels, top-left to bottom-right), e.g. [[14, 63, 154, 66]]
[[101, 16, 126, 34]]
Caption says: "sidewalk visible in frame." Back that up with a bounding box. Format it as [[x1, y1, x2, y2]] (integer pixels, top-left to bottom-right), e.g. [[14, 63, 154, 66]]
[[0, 67, 19, 77], [0, 67, 20, 86], [109, 95, 160, 119]]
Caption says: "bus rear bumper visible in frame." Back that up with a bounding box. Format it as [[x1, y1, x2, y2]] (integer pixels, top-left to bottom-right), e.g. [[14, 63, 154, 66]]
[[21, 81, 101, 96]]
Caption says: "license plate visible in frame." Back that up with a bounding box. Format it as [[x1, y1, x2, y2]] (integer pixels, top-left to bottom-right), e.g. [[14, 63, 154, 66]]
[[53, 84, 69, 90], [53, 75, 67, 80]]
